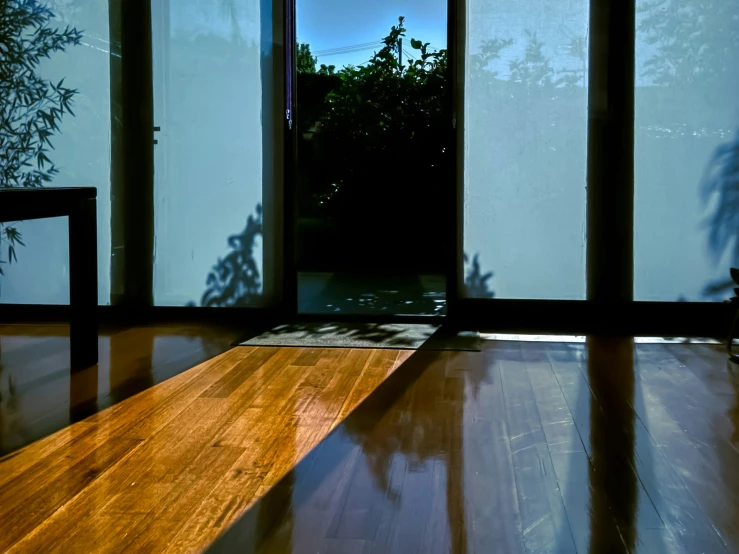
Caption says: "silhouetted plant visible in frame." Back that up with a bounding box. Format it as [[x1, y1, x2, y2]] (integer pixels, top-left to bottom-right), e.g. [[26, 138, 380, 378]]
[[0, 0, 81, 279], [297, 42, 317, 74], [464, 253, 494, 298], [470, 37, 513, 76], [638, 0, 738, 88], [200, 204, 263, 307], [556, 35, 588, 88], [509, 30, 555, 91], [701, 130, 739, 297]]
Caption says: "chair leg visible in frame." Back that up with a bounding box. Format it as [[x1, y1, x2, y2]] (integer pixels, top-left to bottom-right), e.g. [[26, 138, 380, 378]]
[[69, 197, 98, 370]]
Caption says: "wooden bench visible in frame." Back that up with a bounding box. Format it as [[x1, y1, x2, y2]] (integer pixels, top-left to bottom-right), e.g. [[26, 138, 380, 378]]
[[0, 187, 98, 368]]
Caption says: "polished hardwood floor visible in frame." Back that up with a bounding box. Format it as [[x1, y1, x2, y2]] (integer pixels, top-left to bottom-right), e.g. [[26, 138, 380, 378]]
[[210, 338, 739, 554], [1, 325, 739, 553], [0, 323, 242, 456], [0, 324, 409, 553]]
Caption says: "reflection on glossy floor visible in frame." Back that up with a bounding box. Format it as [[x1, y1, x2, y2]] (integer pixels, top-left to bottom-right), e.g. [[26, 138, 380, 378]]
[[210, 338, 739, 554], [297, 272, 447, 316], [0, 329, 408, 553], [0, 324, 241, 456]]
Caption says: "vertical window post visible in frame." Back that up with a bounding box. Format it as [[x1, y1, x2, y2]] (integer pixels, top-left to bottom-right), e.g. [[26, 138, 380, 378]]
[[110, 0, 154, 309], [586, 0, 636, 305]]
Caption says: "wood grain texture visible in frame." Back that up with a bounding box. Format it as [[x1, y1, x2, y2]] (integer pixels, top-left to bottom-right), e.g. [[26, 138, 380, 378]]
[[0, 323, 243, 456], [0, 325, 406, 554], [210, 339, 739, 554], [4, 327, 739, 554]]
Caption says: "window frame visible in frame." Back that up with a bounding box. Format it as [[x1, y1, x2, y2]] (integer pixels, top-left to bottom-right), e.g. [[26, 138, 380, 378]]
[[3, 0, 733, 337]]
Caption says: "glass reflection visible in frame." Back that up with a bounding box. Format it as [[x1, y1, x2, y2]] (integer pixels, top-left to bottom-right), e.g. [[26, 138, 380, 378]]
[[586, 337, 637, 553], [464, 0, 589, 299], [208, 340, 645, 554], [635, 0, 739, 301]]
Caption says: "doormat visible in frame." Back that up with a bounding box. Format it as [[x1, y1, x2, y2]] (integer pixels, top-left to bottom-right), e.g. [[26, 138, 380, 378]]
[[238, 322, 480, 351]]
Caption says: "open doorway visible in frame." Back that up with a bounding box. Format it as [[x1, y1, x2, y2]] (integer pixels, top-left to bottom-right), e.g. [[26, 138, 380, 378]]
[[293, 1, 450, 316]]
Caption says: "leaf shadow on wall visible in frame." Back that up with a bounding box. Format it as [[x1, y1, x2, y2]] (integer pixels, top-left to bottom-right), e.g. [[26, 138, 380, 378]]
[[197, 204, 263, 308], [701, 128, 739, 299], [198, 206, 497, 309]]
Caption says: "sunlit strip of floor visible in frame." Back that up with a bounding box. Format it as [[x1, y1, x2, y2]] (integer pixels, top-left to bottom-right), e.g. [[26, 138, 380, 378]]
[[0, 345, 411, 553]]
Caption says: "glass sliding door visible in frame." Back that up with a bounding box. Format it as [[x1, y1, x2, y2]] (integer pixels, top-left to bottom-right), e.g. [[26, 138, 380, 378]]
[[151, 0, 279, 307], [634, 0, 739, 302], [463, 0, 589, 300]]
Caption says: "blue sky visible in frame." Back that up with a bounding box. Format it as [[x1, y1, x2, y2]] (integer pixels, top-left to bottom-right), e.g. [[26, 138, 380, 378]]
[[167, 0, 664, 85], [296, 0, 595, 79], [297, 0, 448, 68]]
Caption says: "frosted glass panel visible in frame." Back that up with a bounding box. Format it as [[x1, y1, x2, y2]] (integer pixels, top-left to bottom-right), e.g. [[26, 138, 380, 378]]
[[635, 0, 739, 301], [152, 0, 268, 307], [463, 1, 588, 299], [1, 1, 111, 305]]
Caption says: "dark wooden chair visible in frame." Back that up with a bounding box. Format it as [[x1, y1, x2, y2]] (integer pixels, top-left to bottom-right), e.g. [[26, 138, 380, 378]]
[[0, 187, 98, 369]]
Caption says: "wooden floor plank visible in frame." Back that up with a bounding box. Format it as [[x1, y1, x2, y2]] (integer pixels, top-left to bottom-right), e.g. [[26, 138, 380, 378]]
[[1, 339, 401, 554], [522, 344, 607, 554], [467, 350, 525, 554], [575, 339, 728, 553], [4, 325, 739, 554], [2, 436, 142, 552], [499, 345, 577, 554]]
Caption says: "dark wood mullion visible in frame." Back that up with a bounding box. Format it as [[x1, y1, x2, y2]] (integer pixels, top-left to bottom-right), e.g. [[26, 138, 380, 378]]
[[108, 0, 123, 306], [110, 0, 154, 309], [447, 0, 464, 319], [586, 0, 636, 304], [261, 0, 286, 312], [282, 0, 298, 317]]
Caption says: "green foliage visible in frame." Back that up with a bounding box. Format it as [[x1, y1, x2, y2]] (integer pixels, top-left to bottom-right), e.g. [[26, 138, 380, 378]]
[[297, 21, 446, 209], [297, 42, 317, 74], [295, 17, 450, 269], [209, 19, 594, 303], [0, 0, 81, 278], [0, 0, 81, 188], [0, 225, 24, 277], [317, 63, 336, 75], [295, 18, 583, 278]]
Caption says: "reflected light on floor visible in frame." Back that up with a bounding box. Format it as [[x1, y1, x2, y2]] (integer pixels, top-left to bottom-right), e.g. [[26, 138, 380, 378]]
[[481, 334, 722, 344]]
